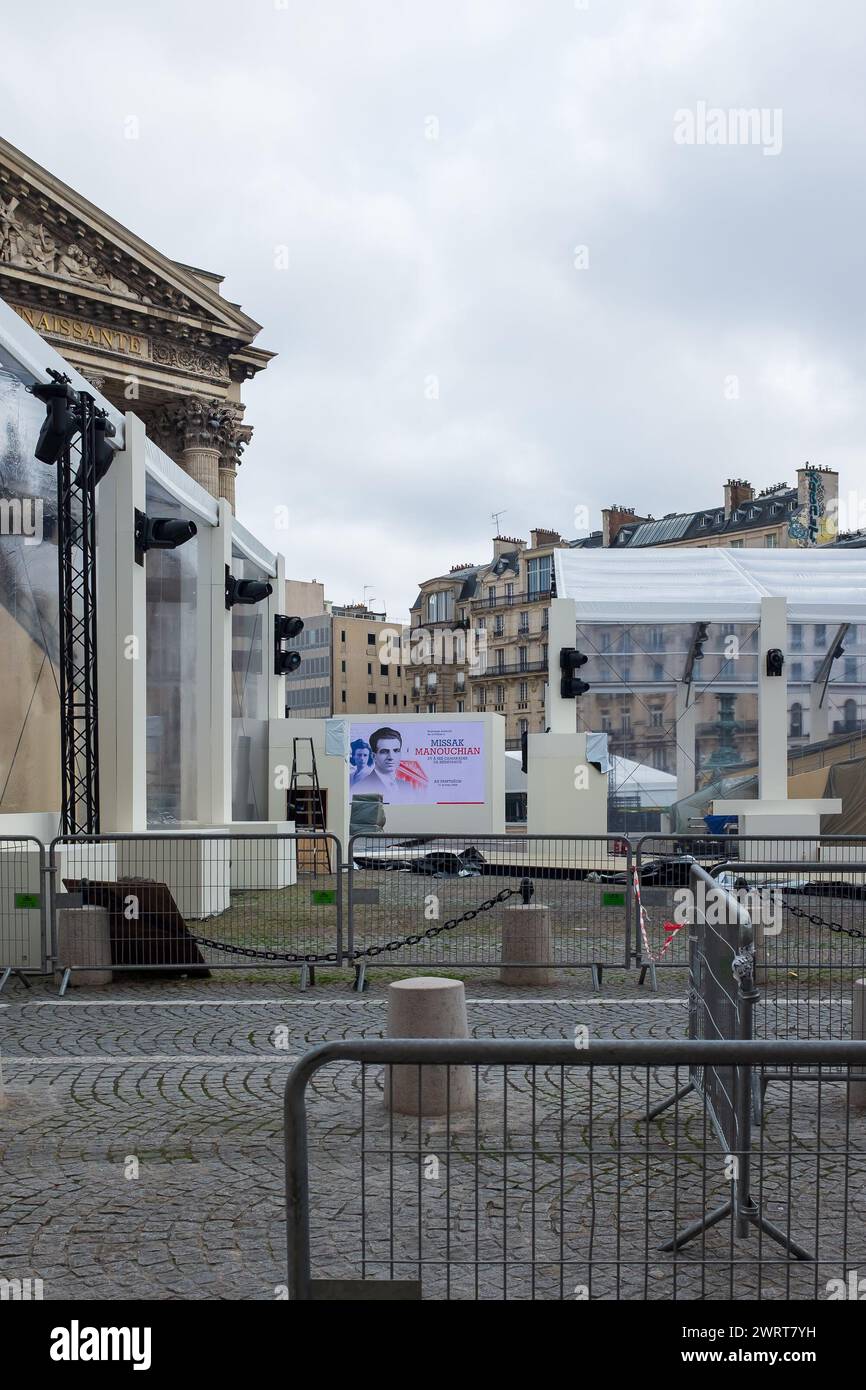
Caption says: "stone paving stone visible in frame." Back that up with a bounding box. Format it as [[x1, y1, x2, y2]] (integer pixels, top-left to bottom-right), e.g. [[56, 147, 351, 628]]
[[0, 973, 859, 1300]]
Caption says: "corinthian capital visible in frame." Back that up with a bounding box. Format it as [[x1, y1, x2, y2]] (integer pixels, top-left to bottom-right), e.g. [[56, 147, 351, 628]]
[[146, 395, 253, 465]]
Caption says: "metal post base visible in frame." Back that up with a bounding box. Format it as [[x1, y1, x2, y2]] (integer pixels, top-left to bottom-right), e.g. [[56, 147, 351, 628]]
[[299, 964, 316, 992], [645, 1081, 694, 1121], [0, 967, 31, 994], [352, 962, 368, 993], [591, 963, 603, 992], [637, 961, 658, 991], [662, 1196, 814, 1262], [57, 967, 72, 997]]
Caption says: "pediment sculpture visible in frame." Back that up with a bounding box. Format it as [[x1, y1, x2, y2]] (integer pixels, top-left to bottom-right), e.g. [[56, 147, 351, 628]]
[[0, 192, 134, 298]]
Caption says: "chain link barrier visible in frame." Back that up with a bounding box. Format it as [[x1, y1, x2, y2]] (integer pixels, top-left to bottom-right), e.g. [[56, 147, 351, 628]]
[[781, 897, 865, 940], [191, 879, 533, 966]]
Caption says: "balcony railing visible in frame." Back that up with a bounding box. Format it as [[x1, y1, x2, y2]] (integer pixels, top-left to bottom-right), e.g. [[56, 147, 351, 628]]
[[472, 660, 547, 678], [470, 589, 553, 608]]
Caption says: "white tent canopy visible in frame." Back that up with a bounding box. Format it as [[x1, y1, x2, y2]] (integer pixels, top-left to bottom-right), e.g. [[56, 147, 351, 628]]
[[554, 547, 866, 623], [505, 750, 676, 807]]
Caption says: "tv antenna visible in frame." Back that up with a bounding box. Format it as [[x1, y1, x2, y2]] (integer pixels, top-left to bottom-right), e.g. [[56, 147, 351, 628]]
[[492, 509, 507, 537]]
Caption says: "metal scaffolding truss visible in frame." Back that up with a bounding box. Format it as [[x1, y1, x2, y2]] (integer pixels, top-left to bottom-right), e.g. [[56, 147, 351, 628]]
[[57, 393, 100, 835]]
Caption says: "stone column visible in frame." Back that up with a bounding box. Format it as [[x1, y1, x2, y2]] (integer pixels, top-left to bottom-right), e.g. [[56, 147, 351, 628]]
[[147, 396, 251, 505], [217, 403, 251, 514]]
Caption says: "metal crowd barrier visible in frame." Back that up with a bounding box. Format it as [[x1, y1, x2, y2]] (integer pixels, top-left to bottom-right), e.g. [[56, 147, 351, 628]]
[[708, 859, 866, 1108], [284, 1037, 866, 1301], [48, 832, 342, 991], [631, 833, 866, 970], [346, 833, 631, 985], [0, 836, 49, 991]]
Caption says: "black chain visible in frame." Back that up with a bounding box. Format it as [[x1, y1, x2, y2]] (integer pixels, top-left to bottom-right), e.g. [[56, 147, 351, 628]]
[[190, 880, 531, 966], [348, 885, 522, 960], [782, 898, 864, 939], [189, 933, 341, 964]]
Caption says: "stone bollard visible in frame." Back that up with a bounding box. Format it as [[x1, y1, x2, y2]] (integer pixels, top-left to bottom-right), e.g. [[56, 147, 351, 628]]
[[386, 977, 474, 1115], [54, 906, 112, 988], [852, 979, 866, 1111], [498, 904, 556, 986]]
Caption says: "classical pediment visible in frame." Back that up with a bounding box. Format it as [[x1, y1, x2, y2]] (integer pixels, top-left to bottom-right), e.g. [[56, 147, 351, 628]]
[[0, 137, 270, 353]]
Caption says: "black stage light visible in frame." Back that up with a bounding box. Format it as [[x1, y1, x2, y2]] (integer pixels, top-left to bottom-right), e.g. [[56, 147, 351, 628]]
[[134, 511, 197, 565], [834, 643, 846, 661], [560, 646, 590, 698], [274, 614, 304, 674], [74, 411, 117, 489], [766, 648, 784, 677], [275, 614, 304, 642], [225, 567, 273, 609], [28, 371, 81, 465], [275, 650, 302, 675]]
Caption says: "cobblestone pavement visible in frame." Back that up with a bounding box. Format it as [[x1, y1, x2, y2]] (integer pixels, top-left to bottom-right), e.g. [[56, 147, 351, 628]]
[[0, 971, 860, 1301]]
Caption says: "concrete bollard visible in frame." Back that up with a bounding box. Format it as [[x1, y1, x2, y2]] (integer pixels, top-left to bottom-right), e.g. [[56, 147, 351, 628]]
[[386, 976, 474, 1115], [54, 906, 112, 988], [852, 979, 866, 1111], [498, 904, 556, 986]]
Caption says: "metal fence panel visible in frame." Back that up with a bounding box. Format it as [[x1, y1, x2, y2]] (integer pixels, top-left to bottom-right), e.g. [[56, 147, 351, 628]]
[[632, 834, 866, 969], [347, 834, 631, 973], [285, 1038, 866, 1301], [0, 836, 48, 980], [49, 832, 342, 981]]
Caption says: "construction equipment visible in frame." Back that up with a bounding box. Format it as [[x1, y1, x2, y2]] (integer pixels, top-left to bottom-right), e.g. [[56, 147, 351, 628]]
[[288, 738, 331, 874]]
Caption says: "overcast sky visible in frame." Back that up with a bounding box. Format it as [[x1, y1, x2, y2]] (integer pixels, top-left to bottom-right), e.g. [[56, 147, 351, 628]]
[[4, 0, 866, 617]]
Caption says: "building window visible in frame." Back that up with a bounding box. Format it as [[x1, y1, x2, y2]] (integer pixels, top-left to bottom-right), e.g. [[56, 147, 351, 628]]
[[380, 664, 388, 676], [791, 662, 802, 681], [600, 711, 611, 731], [367, 632, 375, 646], [456, 700, 464, 712], [527, 555, 552, 597], [518, 717, 528, 736], [518, 646, 528, 670], [505, 582, 514, 603], [427, 703, 436, 713], [427, 591, 453, 623], [652, 663, 663, 682], [621, 709, 631, 732], [403, 696, 407, 707], [341, 690, 346, 703], [341, 660, 346, 673], [541, 609, 549, 630], [455, 671, 466, 691], [815, 624, 826, 647], [487, 586, 496, 607], [845, 657, 858, 681], [341, 630, 346, 643], [650, 706, 663, 727], [791, 625, 803, 650], [427, 671, 438, 690], [765, 533, 778, 548], [789, 702, 803, 737], [494, 617, 504, 636], [843, 698, 858, 731], [519, 680, 528, 702], [730, 539, 744, 548], [367, 662, 372, 675], [519, 611, 529, 633], [367, 693, 376, 706]]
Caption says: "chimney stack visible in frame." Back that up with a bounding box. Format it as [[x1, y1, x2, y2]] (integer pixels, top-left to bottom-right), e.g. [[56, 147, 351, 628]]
[[724, 478, 754, 518], [602, 505, 647, 547]]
